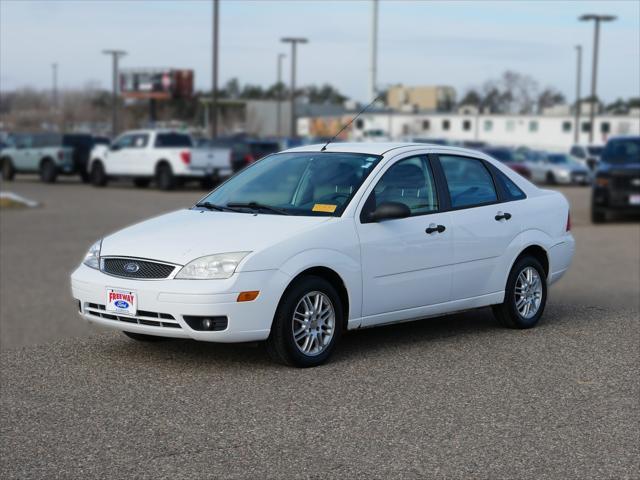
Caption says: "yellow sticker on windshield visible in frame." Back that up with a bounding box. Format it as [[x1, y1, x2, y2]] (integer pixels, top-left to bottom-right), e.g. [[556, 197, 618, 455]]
[[312, 204, 337, 213]]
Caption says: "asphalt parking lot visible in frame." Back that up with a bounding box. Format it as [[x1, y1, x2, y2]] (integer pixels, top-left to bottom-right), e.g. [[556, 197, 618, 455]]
[[1, 177, 639, 479]]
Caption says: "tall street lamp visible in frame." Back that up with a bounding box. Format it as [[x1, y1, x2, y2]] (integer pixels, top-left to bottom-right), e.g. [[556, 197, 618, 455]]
[[574, 45, 582, 144], [102, 49, 127, 137], [281, 37, 308, 138], [211, 0, 220, 138], [579, 14, 616, 143], [276, 53, 286, 137]]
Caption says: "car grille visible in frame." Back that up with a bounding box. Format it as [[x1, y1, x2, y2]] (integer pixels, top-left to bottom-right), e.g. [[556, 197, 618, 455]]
[[101, 257, 176, 279], [84, 303, 182, 328], [612, 176, 640, 191]]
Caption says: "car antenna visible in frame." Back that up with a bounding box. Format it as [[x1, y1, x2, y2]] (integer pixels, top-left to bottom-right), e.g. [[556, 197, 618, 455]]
[[320, 95, 381, 152]]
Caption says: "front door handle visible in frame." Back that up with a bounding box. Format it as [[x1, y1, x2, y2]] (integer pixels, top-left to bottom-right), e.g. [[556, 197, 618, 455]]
[[426, 223, 446, 234], [495, 211, 512, 221]]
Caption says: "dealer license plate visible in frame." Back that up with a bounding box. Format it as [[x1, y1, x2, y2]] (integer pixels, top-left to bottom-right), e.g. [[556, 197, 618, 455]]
[[106, 288, 137, 316]]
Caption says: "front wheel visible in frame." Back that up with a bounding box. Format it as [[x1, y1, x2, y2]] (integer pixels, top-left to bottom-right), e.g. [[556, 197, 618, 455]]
[[493, 256, 547, 329], [266, 276, 343, 367], [1, 158, 15, 181], [39, 159, 58, 183], [90, 161, 108, 187]]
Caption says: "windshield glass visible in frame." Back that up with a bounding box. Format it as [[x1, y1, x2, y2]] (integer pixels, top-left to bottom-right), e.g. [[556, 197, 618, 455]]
[[198, 152, 382, 216], [601, 138, 640, 164]]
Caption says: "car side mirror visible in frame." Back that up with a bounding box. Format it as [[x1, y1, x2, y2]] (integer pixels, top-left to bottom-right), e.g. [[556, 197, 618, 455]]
[[368, 202, 411, 222]]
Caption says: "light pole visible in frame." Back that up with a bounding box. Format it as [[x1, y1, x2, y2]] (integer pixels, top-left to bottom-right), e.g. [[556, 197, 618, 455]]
[[579, 14, 616, 143], [51, 62, 58, 115], [276, 53, 286, 137], [281, 37, 308, 138], [211, 0, 219, 138], [370, 0, 378, 101], [102, 49, 127, 137], [574, 45, 582, 144]]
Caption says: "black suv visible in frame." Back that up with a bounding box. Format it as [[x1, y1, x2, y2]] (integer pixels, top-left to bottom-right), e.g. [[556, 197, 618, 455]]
[[591, 136, 640, 223]]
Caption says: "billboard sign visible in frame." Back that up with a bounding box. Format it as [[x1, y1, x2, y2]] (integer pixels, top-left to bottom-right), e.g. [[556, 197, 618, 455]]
[[120, 69, 194, 100]]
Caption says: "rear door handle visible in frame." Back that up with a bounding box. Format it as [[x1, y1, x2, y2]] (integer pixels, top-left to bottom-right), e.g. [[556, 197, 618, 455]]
[[426, 223, 446, 234], [495, 211, 512, 221]]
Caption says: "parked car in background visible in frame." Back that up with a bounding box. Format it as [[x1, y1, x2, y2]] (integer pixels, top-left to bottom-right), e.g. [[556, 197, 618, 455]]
[[412, 137, 451, 146], [528, 153, 591, 185], [71, 142, 574, 367], [206, 137, 280, 173], [92, 136, 111, 146], [88, 130, 231, 190], [570, 144, 603, 170], [481, 147, 531, 179], [591, 136, 640, 223], [0, 132, 74, 183]]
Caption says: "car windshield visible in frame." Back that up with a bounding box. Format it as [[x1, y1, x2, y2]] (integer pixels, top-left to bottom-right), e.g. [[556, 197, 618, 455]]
[[198, 152, 382, 216], [601, 138, 640, 164]]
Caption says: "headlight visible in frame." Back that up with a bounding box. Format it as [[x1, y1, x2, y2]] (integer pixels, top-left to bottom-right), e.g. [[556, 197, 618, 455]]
[[83, 240, 101, 269], [175, 252, 250, 280]]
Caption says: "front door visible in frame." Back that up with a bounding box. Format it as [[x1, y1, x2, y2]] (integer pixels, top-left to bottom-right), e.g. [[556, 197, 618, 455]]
[[356, 155, 453, 325]]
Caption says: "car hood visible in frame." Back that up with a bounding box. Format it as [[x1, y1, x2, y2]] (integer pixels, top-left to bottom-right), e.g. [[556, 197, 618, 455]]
[[101, 209, 332, 266]]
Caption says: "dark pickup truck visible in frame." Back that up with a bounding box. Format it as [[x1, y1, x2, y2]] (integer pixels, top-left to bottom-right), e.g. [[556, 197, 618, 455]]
[[591, 136, 640, 223]]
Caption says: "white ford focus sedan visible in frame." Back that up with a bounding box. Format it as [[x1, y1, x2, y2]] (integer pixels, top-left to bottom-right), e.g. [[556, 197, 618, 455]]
[[71, 143, 575, 367]]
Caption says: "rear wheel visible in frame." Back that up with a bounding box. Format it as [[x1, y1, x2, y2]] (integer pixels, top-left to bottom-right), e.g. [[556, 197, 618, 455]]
[[493, 256, 547, 329], [1, 158, 15, 181], [266, 275, 343, 367], [90, 161, 108, 187], [546, 172, 556, 185], [39, 159, 58, 183], [155, 163, 176, 191], [123, 331, 170, 342], [133, 177, 151, 188], [591, 207, 607, 224]]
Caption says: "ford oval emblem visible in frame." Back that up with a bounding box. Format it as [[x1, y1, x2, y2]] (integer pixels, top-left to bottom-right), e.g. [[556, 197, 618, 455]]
[[124, 262, 140, 273], [114, 300, 129, 309]]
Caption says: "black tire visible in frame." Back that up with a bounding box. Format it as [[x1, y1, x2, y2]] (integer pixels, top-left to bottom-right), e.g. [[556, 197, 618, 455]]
[[266, 275, 344, 367], [123, 331, 170, 342], [1, 158, 15, 181], [546, 172, 556, 185], [39, 159, 58, 183], [591, 207, 607, 224], [133, 177, 151, 188], [492, 255, 547, 329], [90, 161, 108, 187], [155, 163, 176, 191]]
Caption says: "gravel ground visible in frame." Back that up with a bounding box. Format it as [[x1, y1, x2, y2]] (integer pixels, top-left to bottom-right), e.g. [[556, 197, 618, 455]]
[[1, 177, 639, 479]]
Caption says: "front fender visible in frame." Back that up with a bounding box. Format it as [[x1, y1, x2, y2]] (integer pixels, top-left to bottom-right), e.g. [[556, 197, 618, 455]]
[[278, 248, 363, 323]]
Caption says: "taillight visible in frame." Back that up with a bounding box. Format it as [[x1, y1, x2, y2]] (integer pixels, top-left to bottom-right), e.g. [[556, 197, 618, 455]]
[[244, 154, 255, 165], [566, 211, 571, 231], [180, 150, 191, 165]]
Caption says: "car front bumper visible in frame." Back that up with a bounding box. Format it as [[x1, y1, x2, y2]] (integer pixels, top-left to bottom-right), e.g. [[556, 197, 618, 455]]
[[71, 264, 289, 342]]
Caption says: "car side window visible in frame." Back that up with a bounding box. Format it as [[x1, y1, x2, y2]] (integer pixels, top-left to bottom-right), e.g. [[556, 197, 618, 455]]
[[132, 134, 149, 148], [112, 134, 135, 150], [439, 155, 498, 208], [367, 156, 439, 216], [495, 169, 526, 200]]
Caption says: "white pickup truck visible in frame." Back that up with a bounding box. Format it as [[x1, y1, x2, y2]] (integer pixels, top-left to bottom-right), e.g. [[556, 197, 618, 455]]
[[88, 130, 232, 190]]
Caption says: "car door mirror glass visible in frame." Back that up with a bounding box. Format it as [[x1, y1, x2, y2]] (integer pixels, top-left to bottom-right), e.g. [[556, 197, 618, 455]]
[[369, 202, 411, 222]]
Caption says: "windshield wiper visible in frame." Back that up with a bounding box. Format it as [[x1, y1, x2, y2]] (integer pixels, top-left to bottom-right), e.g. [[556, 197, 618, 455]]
[[227, 201, 290, 215], [194, 202, 241, 212]]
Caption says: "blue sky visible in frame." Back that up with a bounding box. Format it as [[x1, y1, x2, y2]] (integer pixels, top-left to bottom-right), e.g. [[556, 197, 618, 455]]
[[1, 0, 638, 103]]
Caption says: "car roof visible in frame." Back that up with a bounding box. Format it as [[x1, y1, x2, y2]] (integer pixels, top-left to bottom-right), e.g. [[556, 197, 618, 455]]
[[282, 142, 488, 158]]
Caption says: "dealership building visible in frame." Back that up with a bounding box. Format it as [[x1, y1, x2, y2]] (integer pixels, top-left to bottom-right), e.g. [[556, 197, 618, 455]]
[[297, 108, 640, 151]]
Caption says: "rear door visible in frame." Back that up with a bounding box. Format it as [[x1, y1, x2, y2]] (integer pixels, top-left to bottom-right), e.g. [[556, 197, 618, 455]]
[[436, 154, 523, 300], [356, 154, 453, 325]]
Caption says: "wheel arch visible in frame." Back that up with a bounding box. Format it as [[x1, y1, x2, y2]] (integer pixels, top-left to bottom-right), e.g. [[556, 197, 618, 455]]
[[281, 266, 351, 330], [39, 156, 56, 169], [155, 159, 172, 173], [515, 244, 549, 278]]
